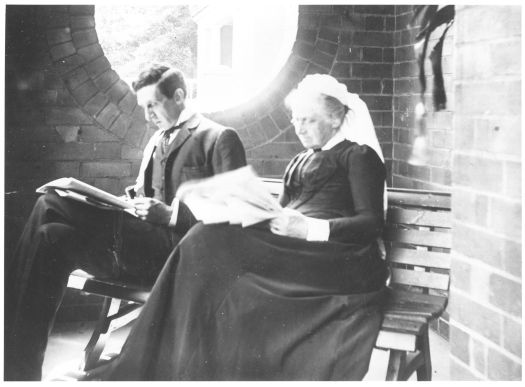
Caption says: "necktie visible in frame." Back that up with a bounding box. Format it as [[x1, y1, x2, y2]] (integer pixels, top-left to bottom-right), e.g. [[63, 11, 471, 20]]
[[160, 125, 180, 154]]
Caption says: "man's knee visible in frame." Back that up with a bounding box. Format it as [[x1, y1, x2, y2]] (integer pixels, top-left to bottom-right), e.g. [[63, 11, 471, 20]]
[[35, 191, 64, 207], [34, 191, 62, 212]]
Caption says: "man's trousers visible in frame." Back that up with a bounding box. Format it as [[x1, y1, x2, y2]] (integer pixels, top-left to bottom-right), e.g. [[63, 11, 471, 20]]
[[4, 191, 178, 381]]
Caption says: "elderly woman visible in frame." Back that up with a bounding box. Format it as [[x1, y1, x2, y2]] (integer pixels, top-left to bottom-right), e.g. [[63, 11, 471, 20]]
[[94, 74, 388, 381]]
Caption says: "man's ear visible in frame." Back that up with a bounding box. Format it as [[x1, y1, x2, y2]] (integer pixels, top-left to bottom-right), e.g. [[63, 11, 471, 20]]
[[173, 88, 186, 105]]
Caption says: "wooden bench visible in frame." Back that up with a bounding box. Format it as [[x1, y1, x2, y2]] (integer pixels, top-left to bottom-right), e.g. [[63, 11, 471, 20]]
[[67, 180, 451, 380], [375, 187, 451, 380]]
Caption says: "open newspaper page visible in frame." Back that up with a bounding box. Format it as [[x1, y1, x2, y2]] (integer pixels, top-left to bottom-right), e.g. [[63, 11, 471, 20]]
[[176, 166, 283, 227], [36, 177, 137, 216]]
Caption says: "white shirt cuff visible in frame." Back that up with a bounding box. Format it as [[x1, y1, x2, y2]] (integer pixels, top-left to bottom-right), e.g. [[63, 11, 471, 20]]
[[168, 198, 180, 227], [306, 217, 330, 241]]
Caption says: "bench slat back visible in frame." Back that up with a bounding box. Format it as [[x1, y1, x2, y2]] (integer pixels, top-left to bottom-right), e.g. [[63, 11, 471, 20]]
[[384, 227, 452, 249], [384, 188, 452, 294], [387, 247, 450, 270], [390, 268, 449, 291], [387, 189, 451, 209], [261, 178, 283, 197], [387, 208, 451, 228]]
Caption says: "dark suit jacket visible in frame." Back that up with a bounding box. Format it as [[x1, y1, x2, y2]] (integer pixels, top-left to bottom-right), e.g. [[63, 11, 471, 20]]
[[134, 112, 246, 234]]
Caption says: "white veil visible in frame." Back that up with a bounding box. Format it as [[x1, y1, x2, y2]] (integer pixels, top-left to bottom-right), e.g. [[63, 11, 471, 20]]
[[293, 74, 384, 162], [343, 93, 384, 163]]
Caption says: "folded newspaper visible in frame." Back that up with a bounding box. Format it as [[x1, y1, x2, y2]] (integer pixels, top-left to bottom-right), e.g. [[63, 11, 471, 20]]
[[36, 177, 137, 216], [176, 166, 283, 227]]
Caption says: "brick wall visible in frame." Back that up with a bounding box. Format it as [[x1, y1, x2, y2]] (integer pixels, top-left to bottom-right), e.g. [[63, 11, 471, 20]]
[[5, 5, 150, 202], [449, 6, 521, 380], [392, 5, 454, 191], [4, 5, 154, 321]]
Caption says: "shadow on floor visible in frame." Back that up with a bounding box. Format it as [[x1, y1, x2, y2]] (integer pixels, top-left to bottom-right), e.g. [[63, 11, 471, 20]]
[[43, 321, 451, 381]]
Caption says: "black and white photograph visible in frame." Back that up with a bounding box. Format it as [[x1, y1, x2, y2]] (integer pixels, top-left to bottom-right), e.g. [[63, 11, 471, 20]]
[[2, 0, 522, 381]]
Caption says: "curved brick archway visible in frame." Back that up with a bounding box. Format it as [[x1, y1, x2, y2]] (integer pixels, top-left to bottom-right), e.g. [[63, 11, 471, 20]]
[[45, 5, 149, 149], [5, 4, 395, 199], [42, 4, 394, 177], [41, 4, 347, 177]]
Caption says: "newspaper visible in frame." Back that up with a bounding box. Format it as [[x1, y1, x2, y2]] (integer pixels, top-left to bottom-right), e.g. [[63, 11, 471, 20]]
[[176, 166, 283, 227], [37, 168, 283, 226], [36, 177, 137, 216]]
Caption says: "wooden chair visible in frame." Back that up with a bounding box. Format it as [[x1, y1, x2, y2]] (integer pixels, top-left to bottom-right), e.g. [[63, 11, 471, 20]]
[[66, 182, 451, 380], [66, 272, 149, 370]]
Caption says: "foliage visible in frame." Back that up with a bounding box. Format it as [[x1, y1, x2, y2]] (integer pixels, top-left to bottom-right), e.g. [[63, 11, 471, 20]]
[[411, 5, 455, 111], [95, 5, 197, 85]]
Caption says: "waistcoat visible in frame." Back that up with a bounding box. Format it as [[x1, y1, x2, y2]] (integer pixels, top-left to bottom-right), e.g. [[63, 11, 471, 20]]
[[151, 134, 176, 202]]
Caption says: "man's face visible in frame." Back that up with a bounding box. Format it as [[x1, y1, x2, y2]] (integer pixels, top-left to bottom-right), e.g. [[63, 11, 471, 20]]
[[291, 97, 336, 149], [136, 84, 182, 130]]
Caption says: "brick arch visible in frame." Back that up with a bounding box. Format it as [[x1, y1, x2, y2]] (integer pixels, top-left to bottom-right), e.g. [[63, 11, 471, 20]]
[[58, 5, 362, 176], [46, 5, 150, 150], [205, 5, 395, 177], [205, 5, 348, 175], [48, 4, 393, 177]]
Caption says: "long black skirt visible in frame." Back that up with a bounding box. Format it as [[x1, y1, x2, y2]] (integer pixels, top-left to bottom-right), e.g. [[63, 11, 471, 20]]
[[102, 223, 388, 381]]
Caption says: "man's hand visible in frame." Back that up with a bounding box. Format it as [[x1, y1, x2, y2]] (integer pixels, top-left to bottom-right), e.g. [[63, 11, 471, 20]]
[[269, 208, 308, 239], [132, 197, 173, 225]]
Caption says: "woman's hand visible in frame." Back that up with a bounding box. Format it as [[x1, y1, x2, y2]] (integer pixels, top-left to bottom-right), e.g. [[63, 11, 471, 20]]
[[269, 208, 308, 239], [132, 197, 172, 225]]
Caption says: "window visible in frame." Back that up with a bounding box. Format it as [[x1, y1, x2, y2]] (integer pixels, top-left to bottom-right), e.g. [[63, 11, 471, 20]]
[[220, 24, 233, 68], [96, 3, 297, 111]]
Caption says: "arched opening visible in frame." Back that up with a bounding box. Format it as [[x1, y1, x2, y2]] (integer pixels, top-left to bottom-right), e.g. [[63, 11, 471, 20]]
[[96, 3, 298, 112]]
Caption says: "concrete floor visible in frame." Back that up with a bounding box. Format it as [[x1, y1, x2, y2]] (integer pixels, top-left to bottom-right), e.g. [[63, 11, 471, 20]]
[[43, 320, 450, 381]]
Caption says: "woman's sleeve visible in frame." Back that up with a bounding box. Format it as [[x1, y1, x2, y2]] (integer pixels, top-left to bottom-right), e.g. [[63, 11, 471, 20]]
[[328, 145, 385, 244]]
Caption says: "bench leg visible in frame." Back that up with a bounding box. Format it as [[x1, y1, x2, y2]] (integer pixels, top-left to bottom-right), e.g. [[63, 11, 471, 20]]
[[384, 329, 433, 381], [385, 349, 407, 381], [81, 297, 121, 371], [416, 327, 432, 381]]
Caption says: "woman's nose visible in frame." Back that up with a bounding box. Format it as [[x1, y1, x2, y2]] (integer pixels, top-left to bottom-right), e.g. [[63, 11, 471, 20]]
[[295, 122, 307, 134]]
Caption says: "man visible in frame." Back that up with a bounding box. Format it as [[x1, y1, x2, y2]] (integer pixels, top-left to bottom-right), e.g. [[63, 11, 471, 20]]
[[4, 64, 246, 380]]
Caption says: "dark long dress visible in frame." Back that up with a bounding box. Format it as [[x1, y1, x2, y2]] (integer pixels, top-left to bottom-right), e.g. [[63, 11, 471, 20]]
[[101, 141, 388, 381]]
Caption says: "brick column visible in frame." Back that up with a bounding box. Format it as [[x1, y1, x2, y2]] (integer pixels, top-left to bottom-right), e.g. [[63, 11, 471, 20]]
[[449, 6, 521, 380], [392, 5, 454, 191]]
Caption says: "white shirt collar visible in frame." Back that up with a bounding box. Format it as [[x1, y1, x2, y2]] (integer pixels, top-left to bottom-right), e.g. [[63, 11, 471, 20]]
[[321, 130, 346, 151], [163, 103, 196, 143]]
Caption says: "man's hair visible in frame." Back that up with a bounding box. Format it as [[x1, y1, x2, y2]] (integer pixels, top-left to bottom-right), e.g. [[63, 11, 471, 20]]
[[132, 64, 187, 98]]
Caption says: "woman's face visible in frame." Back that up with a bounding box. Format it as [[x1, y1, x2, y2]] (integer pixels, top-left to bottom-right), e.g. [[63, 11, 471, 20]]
[[291, 97, 338, 149]]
